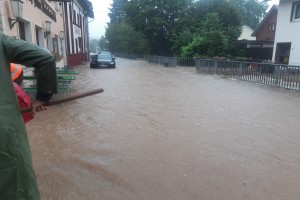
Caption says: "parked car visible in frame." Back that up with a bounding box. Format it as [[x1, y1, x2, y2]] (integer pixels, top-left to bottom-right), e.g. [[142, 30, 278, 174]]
[[90, 52, 116, 68], [90, 52, 98, 57], [99, 51, 112, 56]]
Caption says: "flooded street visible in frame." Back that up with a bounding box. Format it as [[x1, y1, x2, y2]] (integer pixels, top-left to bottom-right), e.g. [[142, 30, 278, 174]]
[[26, 58, 300, 200]]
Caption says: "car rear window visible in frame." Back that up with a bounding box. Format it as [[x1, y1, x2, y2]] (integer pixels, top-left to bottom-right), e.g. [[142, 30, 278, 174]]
[[98, 54, 111, 59]]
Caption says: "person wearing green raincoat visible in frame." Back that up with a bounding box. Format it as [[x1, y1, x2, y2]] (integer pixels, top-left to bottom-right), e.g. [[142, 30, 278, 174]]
[[0, 32, 58, 200]]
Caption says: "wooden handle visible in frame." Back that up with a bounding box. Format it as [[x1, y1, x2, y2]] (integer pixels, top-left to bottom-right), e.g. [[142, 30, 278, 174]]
[[20, 88, 104, 113]]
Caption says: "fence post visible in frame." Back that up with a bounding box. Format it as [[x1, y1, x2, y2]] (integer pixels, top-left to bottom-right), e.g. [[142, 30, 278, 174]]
[[214, 61, 217, 74], [275, 65, 280, 86], [239, 62, 243, 80]]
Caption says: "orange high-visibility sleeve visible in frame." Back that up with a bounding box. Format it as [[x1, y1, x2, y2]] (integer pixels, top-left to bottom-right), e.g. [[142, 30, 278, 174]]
[[10, 63, 23, 81]]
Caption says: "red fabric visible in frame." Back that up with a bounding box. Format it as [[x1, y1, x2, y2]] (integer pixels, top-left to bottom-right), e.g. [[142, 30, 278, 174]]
[[13, 82, 33, 123]]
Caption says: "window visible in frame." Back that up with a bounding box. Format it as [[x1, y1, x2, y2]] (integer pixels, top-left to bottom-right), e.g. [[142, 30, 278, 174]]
[[77, 14, 80, 26], [268, 23, 276, 31], [291, 1, 300, 22], [35, 27, 39, 45], [52, 36, 58, 54], [78, 37, 82, 52], [79, 15, 81, 27], [75, 39, 78, 53], [73, 10, 76, 24], [18, 21, 26, 41]]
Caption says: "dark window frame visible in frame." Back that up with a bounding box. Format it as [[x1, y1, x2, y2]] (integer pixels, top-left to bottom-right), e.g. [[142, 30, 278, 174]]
[[73, 10, 76, 24], [291, 1, 300, 22], [268, 23, 276, 32], [75, 38, 78, 53], [35, 27, 40, 45], [18, 21, 26, 41]]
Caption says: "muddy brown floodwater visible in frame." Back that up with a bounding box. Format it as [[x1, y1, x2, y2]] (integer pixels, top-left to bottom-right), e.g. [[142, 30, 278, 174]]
[[26, 58, 300, 200]]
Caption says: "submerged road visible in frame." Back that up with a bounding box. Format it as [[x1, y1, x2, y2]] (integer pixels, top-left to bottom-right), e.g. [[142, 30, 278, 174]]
[[26, 58, 300, 200]]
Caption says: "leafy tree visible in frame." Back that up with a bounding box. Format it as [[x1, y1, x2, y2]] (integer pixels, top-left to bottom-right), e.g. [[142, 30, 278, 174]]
[[181, 36, 206, 57], [89, 39, 99, 52], [171, 29, 194, 55], [124, 0, 193, 55], [105, 22, 149, 54], [108, 0, 128, 23], [193, 0, 242, 27], [198, 13, 229, 57], [170, 0, 242, 56], [224, 25, 244, 57], [107, 0, 266, 57], [98, 36, 108, 51], [230, 0, 268, 28], [180, 13, 242, 57]]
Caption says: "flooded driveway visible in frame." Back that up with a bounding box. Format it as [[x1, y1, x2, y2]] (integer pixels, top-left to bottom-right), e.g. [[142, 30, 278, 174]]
[[26, 58, 300, 200]]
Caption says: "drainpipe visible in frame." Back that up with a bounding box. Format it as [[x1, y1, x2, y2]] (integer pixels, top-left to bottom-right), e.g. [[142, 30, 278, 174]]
[[85, 14, 89, 61], [87, 14, 92, 61], [62, 2, 68, 68], [86, 6, 95, 61]]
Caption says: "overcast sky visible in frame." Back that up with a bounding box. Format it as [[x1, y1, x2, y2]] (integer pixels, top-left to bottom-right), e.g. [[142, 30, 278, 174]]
[[88, 0, 279, 40], [89, 0, 112, 39]]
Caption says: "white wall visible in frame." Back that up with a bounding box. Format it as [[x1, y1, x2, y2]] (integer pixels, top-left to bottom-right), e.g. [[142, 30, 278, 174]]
[[273, 0, 300, 65], [2, 0, 64, 44], [73, 0, 85, 53], [238, 25, 256, 40]]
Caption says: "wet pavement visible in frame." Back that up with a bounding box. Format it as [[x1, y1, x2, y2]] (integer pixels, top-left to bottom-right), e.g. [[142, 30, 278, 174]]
[[26, 58, 300, 200]]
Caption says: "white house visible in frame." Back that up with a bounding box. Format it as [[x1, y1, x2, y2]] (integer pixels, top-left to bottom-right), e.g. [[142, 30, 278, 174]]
[[61, 0, 94, 67], [238, 24, 256, 41], [273, 0, 300, 65]]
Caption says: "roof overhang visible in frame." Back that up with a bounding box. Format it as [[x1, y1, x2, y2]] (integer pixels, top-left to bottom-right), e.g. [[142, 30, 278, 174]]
[[251, 5, 278, 36], [51, 0, 94, 18], [235, 40, 274, 45], [81, 0, 94, 18]]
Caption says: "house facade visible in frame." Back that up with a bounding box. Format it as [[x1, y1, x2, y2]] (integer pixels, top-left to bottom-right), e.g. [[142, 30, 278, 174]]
[[273, 0, 300, 65], [0, 0, 94, 67], [243, 5, 278, 60], [252, 5, 278, 42], [236, 5, 279, 61], [62, 0, 94, 67], [1, 0, 66, 67]]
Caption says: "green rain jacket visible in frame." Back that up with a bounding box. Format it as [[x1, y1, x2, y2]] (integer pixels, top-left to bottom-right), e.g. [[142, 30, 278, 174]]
[[0, 33, 58, 200]]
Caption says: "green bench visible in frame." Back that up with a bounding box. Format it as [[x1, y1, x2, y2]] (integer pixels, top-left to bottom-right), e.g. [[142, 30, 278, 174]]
[[23, 86, 69, 93], [22, 74, 76, 94], [24, 75, 76, 81], [56, 68, 79, 75]]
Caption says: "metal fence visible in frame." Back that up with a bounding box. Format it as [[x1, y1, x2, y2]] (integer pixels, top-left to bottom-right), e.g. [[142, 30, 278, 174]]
[[114, 53, 300, 91], [116, 54, 195, 67], [114, 53, 147, 60], [146, 56, 177, 67], [196, 59, 300, 91], [146, 56, 197, 67]]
